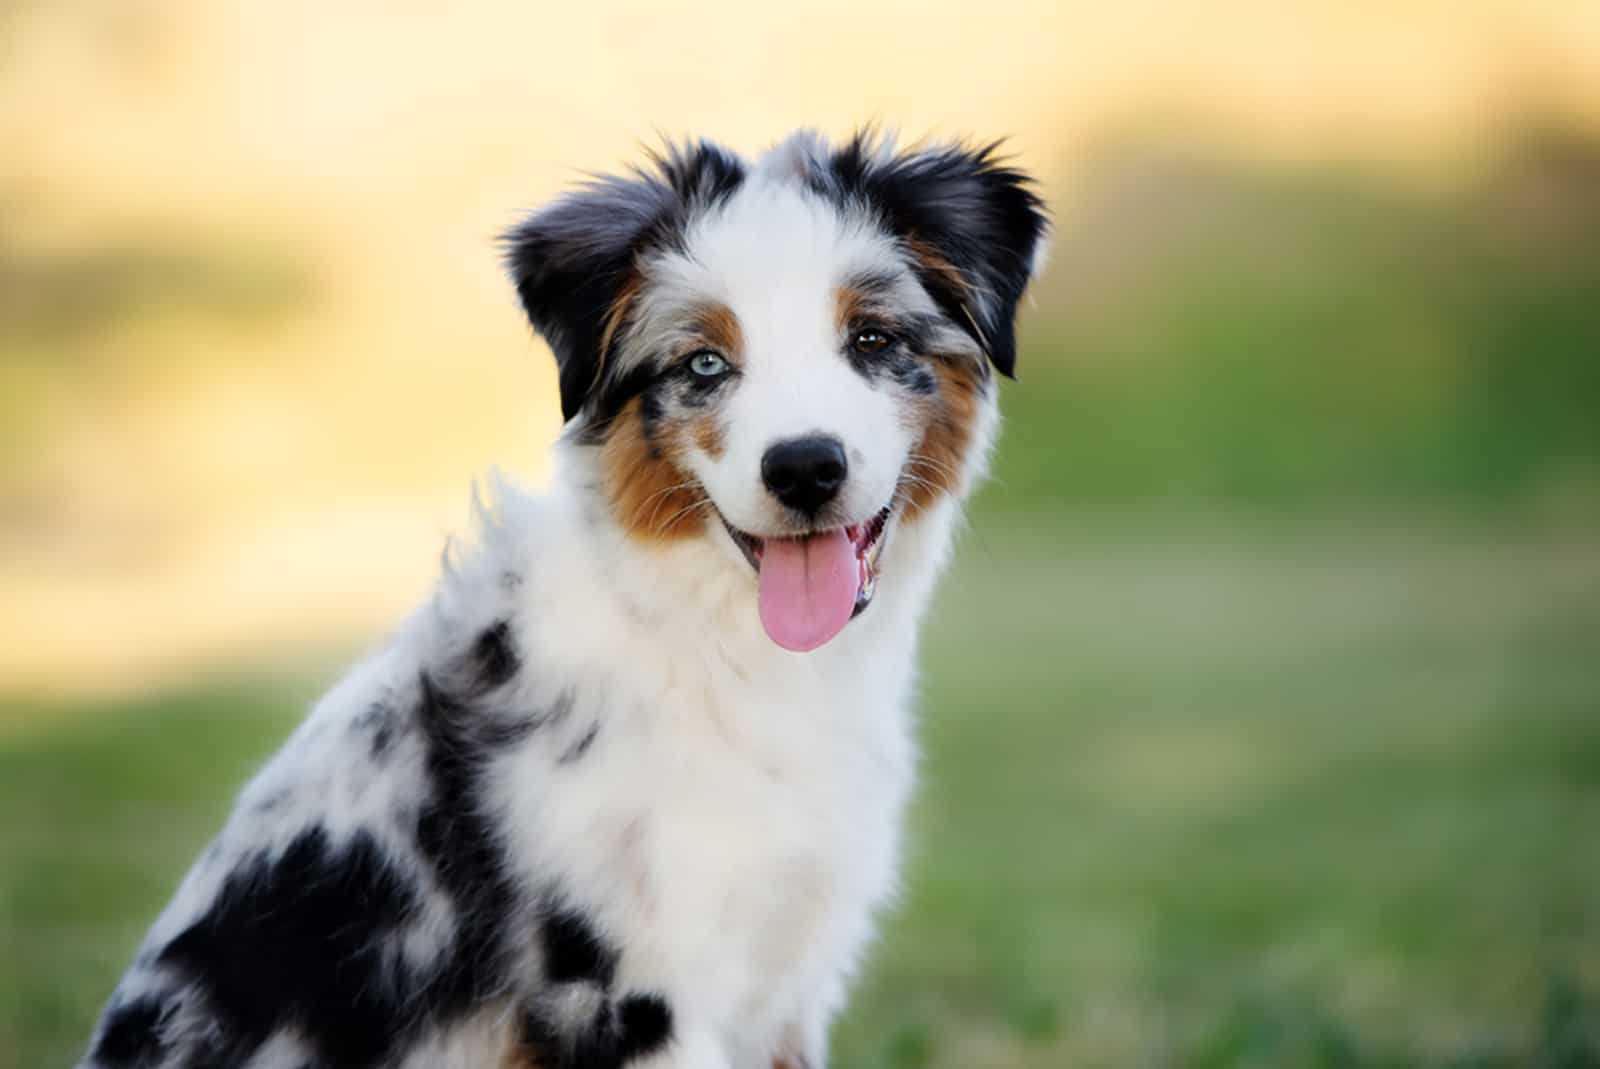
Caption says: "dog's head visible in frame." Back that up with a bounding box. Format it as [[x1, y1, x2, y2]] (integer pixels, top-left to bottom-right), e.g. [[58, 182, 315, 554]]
[[504, 130, 1047, 652]]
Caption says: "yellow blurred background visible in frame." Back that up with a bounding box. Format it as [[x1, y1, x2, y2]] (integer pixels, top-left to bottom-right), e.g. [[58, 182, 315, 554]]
[[5, 0, 1599, 694], [5, 4, 1600, 1068]]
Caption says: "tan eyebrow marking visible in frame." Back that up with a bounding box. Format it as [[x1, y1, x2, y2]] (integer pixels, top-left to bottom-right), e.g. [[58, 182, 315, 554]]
[[900, 355, 987, 520], [689, 301, 744, 365], [834, 271, 900, 333], [904, 236, 989, 351]]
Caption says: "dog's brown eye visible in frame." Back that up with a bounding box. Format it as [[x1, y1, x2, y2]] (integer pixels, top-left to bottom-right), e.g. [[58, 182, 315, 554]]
[[851, 329, 894, 355]]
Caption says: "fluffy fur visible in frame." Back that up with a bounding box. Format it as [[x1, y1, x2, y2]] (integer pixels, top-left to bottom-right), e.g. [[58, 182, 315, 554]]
[[79, 129, 1047, 1069]]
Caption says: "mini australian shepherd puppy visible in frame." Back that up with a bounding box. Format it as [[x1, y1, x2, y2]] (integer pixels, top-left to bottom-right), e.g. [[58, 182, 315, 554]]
[[79, 129, 1048, 1069]]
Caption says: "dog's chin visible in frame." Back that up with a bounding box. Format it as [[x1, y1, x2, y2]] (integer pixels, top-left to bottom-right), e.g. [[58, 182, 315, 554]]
[[716, 504, 892, 651]]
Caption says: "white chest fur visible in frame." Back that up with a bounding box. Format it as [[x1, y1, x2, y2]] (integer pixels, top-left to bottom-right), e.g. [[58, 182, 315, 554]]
[[494, 554, 919, 1059]]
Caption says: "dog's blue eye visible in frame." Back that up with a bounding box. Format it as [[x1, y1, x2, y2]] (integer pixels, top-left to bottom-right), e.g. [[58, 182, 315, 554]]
[[687, 351, 729, 378]]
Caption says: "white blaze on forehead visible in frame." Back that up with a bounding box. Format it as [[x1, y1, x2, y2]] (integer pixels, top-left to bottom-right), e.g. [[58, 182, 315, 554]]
[[633, 178, 926, 538], [642, 180, 906, 332], [692, 182, 894, 293], [627, 171, 945, 376]]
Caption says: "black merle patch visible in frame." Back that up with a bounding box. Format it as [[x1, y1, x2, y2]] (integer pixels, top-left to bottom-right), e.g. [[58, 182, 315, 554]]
[[351, 700, 402, 760], [845, 345, 939, 395], [575, 362, 662, 445], [148, 655, 546, 1067], [411, 671, 528, 1009], [614, 995, 674, 1062], [155, 827, 417, 1068], [541, 907, 618, 987], [559, 721, 600, 765], [410, 625, 544, 970], [370, 719, 397, 759], [251, 788, 289, 814], [891, 357, 938, 395], [542, 689, 576, 731], [92, 995, 174, 1067], [471, 619, 520, 689], [95, 599, 657, 1068], [518, 863, 670, 1067], [572, 359, 735, 451], [516, 992, 674, 1069]]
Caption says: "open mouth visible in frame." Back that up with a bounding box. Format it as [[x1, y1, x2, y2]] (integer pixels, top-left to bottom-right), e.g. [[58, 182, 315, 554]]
[[721, 505, 892, 652]]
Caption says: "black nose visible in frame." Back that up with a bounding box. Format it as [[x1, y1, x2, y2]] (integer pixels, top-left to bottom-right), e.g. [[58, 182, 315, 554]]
[[761, 435, 848, 515]]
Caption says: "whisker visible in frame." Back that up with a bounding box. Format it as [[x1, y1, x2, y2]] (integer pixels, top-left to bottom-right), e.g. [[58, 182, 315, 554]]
[[655, 495, 711, 535], [634, 479, 703, 529], [905, 451, 961, 483], [894, 470, 949, 507], [896, 470, 944, 494], [631, 479, 699, 517]]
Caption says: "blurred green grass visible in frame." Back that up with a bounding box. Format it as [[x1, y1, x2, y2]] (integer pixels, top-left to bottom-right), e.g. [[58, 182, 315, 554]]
[[988, 127, 1600, 514], [839, 514, 1600, 1067], [4, 517, 1598, 1068]]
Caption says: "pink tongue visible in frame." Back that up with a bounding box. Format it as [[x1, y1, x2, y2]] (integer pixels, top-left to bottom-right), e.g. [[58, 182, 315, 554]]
[[756, 529, 861, 652]]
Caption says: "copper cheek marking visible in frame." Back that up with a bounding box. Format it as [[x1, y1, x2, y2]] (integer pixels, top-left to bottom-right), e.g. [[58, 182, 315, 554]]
[[600, 397, 708, 542], [691, 414, 726, 460], [901, 356, 985, 520], [895, 238, 993, 518], [685, 300, 739, 462], [598, 301, 741, 542]]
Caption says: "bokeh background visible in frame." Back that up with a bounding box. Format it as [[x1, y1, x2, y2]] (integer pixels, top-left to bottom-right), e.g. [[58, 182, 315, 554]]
[[3, 2, 1599, 1066]]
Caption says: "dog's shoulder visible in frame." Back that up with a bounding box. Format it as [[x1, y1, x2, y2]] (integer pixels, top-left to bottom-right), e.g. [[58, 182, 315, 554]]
[[77, 484, 590, 1069]]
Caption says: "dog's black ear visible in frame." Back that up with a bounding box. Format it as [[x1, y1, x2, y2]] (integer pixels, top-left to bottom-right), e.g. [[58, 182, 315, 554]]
[[502, 142, 746, 423], [502, 175, 672, 423], [827, 135, 1049, 377]]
